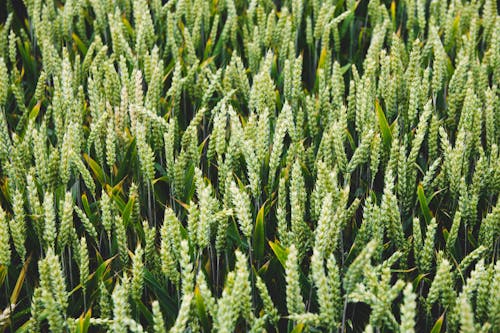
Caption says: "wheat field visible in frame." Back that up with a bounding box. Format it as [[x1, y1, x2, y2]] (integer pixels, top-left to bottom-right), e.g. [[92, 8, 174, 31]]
[[0, 0, 499, 332]]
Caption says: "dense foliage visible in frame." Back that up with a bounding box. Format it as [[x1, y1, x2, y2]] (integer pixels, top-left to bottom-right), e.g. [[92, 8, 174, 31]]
[[0, 0, 499, 332]]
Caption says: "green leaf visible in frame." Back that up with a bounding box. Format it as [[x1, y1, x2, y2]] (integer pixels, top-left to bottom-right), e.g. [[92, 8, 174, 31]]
[[116, 138, 136, 181], [107, 184, 126, 212], [153, 175, 170, 185], [291, 323, 304, 333], [194, 286, 210, 332], [122, 195, 135, 228], [96, 260, 114, 282], [257, 260, 270, 276], [227, 220, 246, 250], [136, 300, 154, 326], [253, 204, 265, 261], [10, 256, 30, 305], [83, 309, 92, 333], [430, 313, 444, 333], [375, 100, 393, 149], [412, 273, 429, 291], [345, 128, 356, 151], [339, 9, 355, 37], [0, 266, 6, 287], [203, 38, 214, 59], [76, 309, 91, 333], [269, 240, 288, 268], [442, 227, 449, 242], [121, 17, 134, 36], [83, 153, 106, 186], [143, 269, 178, 320], [417, 184, 432, 224], [317, 47, 328, 69], [72, 33, 88, 55], [81, 193, 92, 218], [390, 1, 397, 30], [340, 63, 352, 75], [18, 40, 36, 76], [29, 101, 41, 121]]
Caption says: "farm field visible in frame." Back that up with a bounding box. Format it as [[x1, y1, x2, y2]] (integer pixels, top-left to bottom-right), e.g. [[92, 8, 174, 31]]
[[0, 0, 499, 332]]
